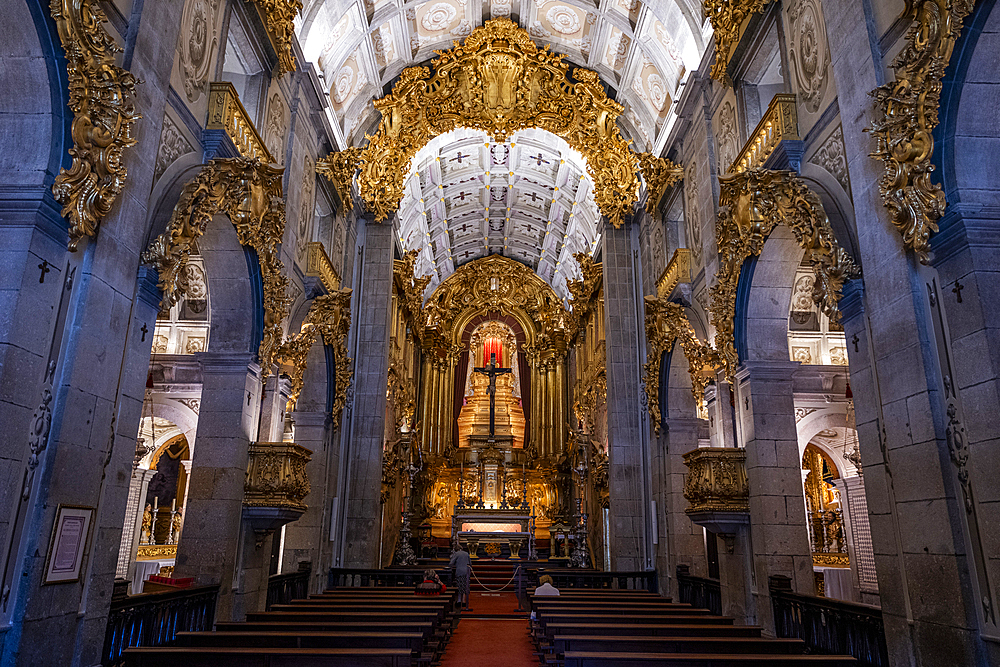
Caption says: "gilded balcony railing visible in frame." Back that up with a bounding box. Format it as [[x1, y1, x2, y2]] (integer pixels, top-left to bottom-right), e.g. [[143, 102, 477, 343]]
[[656, 248, 692, 299], [730, 93, 799, 174], [682, 447, 750, 515], [206, 82, 275, 163], [244, 442, 312, 512], [306, 242, 341, 292]]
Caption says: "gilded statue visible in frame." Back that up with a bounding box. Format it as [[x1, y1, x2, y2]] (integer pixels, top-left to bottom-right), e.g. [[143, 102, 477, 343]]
[[140, 504, 153, 545]]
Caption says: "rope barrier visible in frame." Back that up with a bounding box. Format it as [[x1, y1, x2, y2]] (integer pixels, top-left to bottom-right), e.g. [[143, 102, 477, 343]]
[[469, 565, 522, 592]]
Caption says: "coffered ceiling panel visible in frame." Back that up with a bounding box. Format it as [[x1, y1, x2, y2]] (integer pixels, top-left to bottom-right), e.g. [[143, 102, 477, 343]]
[[297, 0, 708, 294]]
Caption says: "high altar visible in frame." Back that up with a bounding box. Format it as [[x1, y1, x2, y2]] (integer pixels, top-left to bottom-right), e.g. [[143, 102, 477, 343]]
[[384, 255, 581, 553]]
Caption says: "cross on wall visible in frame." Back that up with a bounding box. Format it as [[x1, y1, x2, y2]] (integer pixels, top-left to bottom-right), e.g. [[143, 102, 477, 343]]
[[450, 152, 470, 164], [529, 153, 550, 166]]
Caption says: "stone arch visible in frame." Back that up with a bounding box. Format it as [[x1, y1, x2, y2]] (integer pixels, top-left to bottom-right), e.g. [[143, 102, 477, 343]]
[[4, 0, 70, 192], [143, 159, 290, 370], [147, 397, 201, 457], [795, 407, 857, 478], [798, 163, 860, 263], [938, 0, 1000, 209], [741, 225, 806, 364]]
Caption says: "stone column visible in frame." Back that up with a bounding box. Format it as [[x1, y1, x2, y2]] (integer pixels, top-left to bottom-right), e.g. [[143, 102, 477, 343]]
[[824, 0, 1000, 652], [282, 411, 329, 590], [601, 218, 649, 570], [342, 217, 394, 567], [118, 467, 158, 584], [175, 352, 262, 621], [734, 360, 814, 632], [660, 418, 709, 598]]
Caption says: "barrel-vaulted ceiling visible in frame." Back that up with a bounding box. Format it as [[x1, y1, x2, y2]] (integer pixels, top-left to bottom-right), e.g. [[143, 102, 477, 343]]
[[296, 0, 710, 294]]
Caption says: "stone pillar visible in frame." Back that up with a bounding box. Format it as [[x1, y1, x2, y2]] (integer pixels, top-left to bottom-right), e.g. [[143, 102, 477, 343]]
[[342, 217, 394, 567], [601, 218, 649, 570], [660, 417, 709, 598], [175, 352, 262, 621], [282, 411, 329, 579], [825, 0, 999, 658], [734, 360, 814, 632], [118, 468, 158, 584], [259, 374, 292, 442]]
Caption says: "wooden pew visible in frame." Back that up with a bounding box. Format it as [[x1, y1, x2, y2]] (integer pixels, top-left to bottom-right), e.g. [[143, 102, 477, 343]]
[[214, 620, 436, 637], [553, 635, 807, 654], [562, 652, 856, 666], [124, 646, 413, 667], [540, 623, 763, 638], [537, 613, 735, 626], [175, 630, 423, 652]]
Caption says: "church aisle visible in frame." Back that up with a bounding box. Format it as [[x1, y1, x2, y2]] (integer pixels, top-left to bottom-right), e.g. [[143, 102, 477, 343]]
[[439, 619, 536, 667]]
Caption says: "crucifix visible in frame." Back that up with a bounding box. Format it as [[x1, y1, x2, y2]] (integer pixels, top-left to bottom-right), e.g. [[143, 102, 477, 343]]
[[473, 352, 512, 439]]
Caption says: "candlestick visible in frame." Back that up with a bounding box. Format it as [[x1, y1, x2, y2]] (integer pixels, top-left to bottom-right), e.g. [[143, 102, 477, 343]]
[[171, 498, 176, 512]]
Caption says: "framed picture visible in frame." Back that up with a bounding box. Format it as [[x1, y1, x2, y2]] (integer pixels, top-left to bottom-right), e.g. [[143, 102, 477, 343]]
[[43, 505, 94, 585]]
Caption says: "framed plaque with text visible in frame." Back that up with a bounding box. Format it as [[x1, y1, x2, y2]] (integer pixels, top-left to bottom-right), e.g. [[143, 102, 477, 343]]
[[43, 505, 93, 584]]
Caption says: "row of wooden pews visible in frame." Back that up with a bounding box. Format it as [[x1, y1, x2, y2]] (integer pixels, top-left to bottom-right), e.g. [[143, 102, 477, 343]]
[[124, 587, 459, 666], [529, 589, 858, 667]]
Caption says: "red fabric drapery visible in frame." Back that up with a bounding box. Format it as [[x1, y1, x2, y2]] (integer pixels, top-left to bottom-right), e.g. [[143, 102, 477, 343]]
[[483, 337, 503, 366]]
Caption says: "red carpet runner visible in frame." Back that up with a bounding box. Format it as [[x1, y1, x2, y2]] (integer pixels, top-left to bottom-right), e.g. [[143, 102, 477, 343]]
[[439, 619, 536, 667]]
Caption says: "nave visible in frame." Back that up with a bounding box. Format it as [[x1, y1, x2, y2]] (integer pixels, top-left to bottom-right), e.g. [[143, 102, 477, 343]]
[[117, 560, 860, 666]]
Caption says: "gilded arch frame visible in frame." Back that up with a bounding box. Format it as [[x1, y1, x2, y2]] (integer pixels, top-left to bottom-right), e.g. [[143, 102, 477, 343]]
[[317, 19, 681, 226]]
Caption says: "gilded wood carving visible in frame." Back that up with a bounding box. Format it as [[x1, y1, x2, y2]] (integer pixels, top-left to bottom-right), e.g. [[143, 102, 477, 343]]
[[637, 153, 685, 215], [142, 158, 291, 374], [316, 146, 363, 212], [868, 0, 978, 261], [318, 19, 672, 228], [704, 0, 773, 85], [275, 289, 354, 427], [421, 253, 571, 352], [252, 0, 302, 75], [50, 0, 140, 250], [642, 298, 722, 433], [708, 169, 860, 378]]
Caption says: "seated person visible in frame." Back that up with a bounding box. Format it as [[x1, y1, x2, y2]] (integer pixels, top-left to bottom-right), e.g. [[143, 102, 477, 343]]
[[533, 574, 560, 596], [415, 569, 447, 596]]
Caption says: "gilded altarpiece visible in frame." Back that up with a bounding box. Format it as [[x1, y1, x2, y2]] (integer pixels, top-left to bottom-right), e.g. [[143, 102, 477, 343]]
[[565, 253, 609, 563], [390, 255, 584, 548]]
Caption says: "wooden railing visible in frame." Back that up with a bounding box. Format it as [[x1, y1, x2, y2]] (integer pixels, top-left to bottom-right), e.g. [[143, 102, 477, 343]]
[[676, 564, 722, 616], [730, 93, 799, 174], [328, 567, 456, 589], [102, 585, 218, 667], [206, 82, 274, 162], [266, 563, 311, 610], [770, 575, 889, 667], [534, 569, 658, 593]]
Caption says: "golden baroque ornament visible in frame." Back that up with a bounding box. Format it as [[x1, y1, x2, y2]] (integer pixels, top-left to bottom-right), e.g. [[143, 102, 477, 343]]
[[867, 0, 978, 262], [316, 146, 362, 212], [637, 153, 684, 215], [252, 0, 303, 75], [642, 298, 722, 433], [142, 158, 291, 374], [395, 249, 434, 341], [708, 169, 861, 379], [422, 254, 571, 352], [50, 0, 140, 250], [275, 289, 354, 427], [704, 0, 773, 85], [319, 19, 640, 227], [565, 251, 603, 337]]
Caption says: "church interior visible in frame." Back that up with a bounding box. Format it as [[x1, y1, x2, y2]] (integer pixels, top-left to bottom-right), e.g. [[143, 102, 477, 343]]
[[1, 0, 998, 665]]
